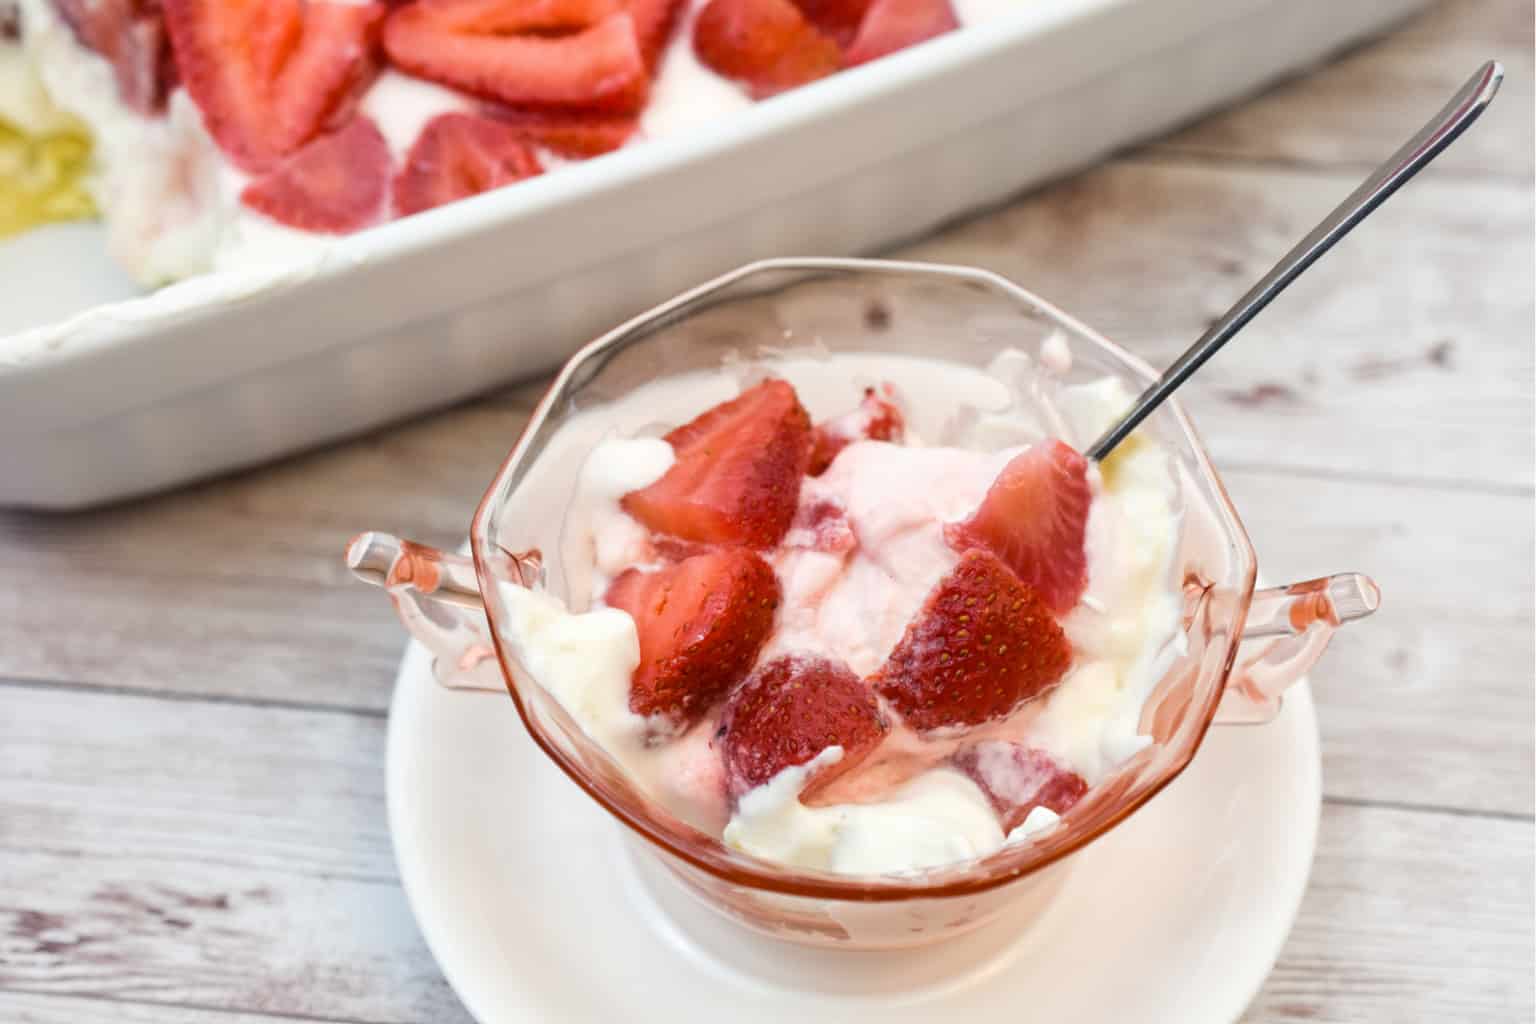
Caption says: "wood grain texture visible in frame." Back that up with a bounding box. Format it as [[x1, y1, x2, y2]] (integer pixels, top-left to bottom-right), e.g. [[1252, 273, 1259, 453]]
[[1151, 0, 1535, 178], [2, 684, 1530, 1024], [0, 991, 354, 1024]]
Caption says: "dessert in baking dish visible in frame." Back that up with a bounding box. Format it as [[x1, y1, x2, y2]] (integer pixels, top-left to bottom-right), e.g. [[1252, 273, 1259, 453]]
[[0, 0, 971, 284]]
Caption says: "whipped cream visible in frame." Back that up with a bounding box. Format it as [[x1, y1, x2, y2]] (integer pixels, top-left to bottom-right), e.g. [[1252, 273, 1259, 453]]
[[491, 349, 1181, 877]]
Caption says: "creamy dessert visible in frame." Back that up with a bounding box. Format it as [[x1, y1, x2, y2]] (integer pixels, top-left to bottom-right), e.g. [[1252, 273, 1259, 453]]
[[497, 348, 1183, 877], [1, 0, 973, 284]]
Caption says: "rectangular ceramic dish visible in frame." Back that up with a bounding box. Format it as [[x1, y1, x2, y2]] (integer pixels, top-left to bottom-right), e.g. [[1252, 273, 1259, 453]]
[[0, 0, 1426, 507]]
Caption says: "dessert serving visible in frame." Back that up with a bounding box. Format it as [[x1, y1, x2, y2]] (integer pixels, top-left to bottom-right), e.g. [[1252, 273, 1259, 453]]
[[505, 353, 1181, 876], [0, 0, 983, 284]]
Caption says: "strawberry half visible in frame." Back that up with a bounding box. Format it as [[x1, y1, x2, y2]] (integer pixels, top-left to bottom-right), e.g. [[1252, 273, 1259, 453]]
[[492, 108, 637, 158], [164, 0, 384, 172], [54, 0, 177, 114], [843, 0, 957, 67], [692, 0, 840, 100], [621, 379, 813, 550], [719, 654, 887, 799], [393, 111, 541, 217], [383, 5, 649, 112], [943, 439, 1091, 616], [953, 742, 1087, 832], [872, 549, 1072, 732], [808, 383, 905, 476], [240, 115, 392, 233], [604, 549, 779, 729]]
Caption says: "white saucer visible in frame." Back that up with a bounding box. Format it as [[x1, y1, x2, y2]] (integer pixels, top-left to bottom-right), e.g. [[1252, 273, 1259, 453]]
[[387, 641, 1319, 1023]]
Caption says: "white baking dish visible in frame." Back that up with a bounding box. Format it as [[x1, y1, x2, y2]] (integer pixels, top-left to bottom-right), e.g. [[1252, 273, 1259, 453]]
[[0, 0, 1425, 508]]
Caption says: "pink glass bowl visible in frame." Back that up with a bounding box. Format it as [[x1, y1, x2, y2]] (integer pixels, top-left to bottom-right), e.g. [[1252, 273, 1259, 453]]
[[349, 258, 1379, 950]]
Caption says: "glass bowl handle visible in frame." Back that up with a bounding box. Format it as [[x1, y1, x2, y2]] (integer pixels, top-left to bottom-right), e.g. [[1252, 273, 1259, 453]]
[[346, 532, 514, 692], [1215, 573, 1381, 725]]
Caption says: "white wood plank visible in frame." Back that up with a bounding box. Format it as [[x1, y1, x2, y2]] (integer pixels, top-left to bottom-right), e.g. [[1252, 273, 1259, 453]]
[[0, 990, 352, 1024], [903, 158, 1534, 490], [1244, 802, 1534, 1022], [1, 686, 1528, 1023], [1154, 0, 1534, 178], [1225, 468, 1534, 818]]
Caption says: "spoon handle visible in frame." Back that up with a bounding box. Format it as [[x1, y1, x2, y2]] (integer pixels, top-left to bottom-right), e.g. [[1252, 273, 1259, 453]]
[[1085, 60, 1504, 462]]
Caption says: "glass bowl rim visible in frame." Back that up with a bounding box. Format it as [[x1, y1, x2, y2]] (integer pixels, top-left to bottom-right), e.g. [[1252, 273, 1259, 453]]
[[469, 256, 1258, 901]]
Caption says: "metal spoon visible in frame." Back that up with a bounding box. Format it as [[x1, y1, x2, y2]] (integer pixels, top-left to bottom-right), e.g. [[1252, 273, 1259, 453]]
[[1085, 60, 1504, 462]]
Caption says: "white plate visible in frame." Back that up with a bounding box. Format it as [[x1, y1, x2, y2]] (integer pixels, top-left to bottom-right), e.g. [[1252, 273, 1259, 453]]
[[387, 640, 1320, 1023], [0, 0, 1426, 507]]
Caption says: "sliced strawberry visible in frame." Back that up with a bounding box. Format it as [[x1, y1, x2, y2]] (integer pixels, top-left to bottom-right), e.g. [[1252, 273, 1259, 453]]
[[54, 0, 177, 114], [240, 115, 392, 233], [843, 0, 957, 67], [621, 379, 813, 550], [788, 0, 871, 48], [953, 742, 1087, 832], [808, 383, 905, 476], [409, 0, 621, 33], [393, 111, 541, 217], [492, 108, 637, 158], [692, 0, 840, 100], [630, 0, 685, 69], [383, 6, 648, 112], [164, 0, 383, 172], [719, 654, 887, 799], [873, 549, 1072, 732], [782, 497, 856, 555], [943, 439, 1091, 616], [604, 549, 779, 729]]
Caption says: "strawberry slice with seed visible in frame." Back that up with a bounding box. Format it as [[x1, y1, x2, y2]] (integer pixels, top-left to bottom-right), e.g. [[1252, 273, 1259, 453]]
[[240, 115, 392, 233], [54, 0, 177, 114], [873, 549, 1072, 732], [164, 0, 384, 172], [719, 654, 887, 799], [492, 108, 637, 158], [621, 379, 814, 550], [393, 111, 541, 217], [953, 742, 1087, 832], [944, 439, 1091, 616], [843, 0, 957, 67], [383, 6, 648, 112], [808, 383, 905, 476], [604, 549, 780, 729], [692, 0, 840, 100]]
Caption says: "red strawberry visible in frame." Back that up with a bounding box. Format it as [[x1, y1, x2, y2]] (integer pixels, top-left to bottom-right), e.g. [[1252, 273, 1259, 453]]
[[492, 108, 637, 158], [944, 440, 1091, 616], [843, 0, 957, 67], [873, 549, 1072, 732], [692, 0, 840, 100], [406, 0, 622, 33], [782, 497, 856, 555], [719, 654, 887, 799], [54, 0, 177, 114], [788, 0, 872, 47], [808, 383, 905, 476], [383, 6, 648, 112], [953, 742, 1087, 832], [393, 111, 541, 217], [629, 0, 686, 69], [604, 549, 779, 728], [621, 379, 813, 550], [240, 115, 392, 233], [164, 0, 384, 172]]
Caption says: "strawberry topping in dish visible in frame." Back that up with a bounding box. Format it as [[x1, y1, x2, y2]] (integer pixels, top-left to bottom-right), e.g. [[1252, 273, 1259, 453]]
[[494, 354, 1182, 876], [19, 0, 962, 260]]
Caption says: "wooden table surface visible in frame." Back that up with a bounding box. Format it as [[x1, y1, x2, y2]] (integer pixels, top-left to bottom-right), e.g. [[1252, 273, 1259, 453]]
[[2, 3, 1532, 1021]]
